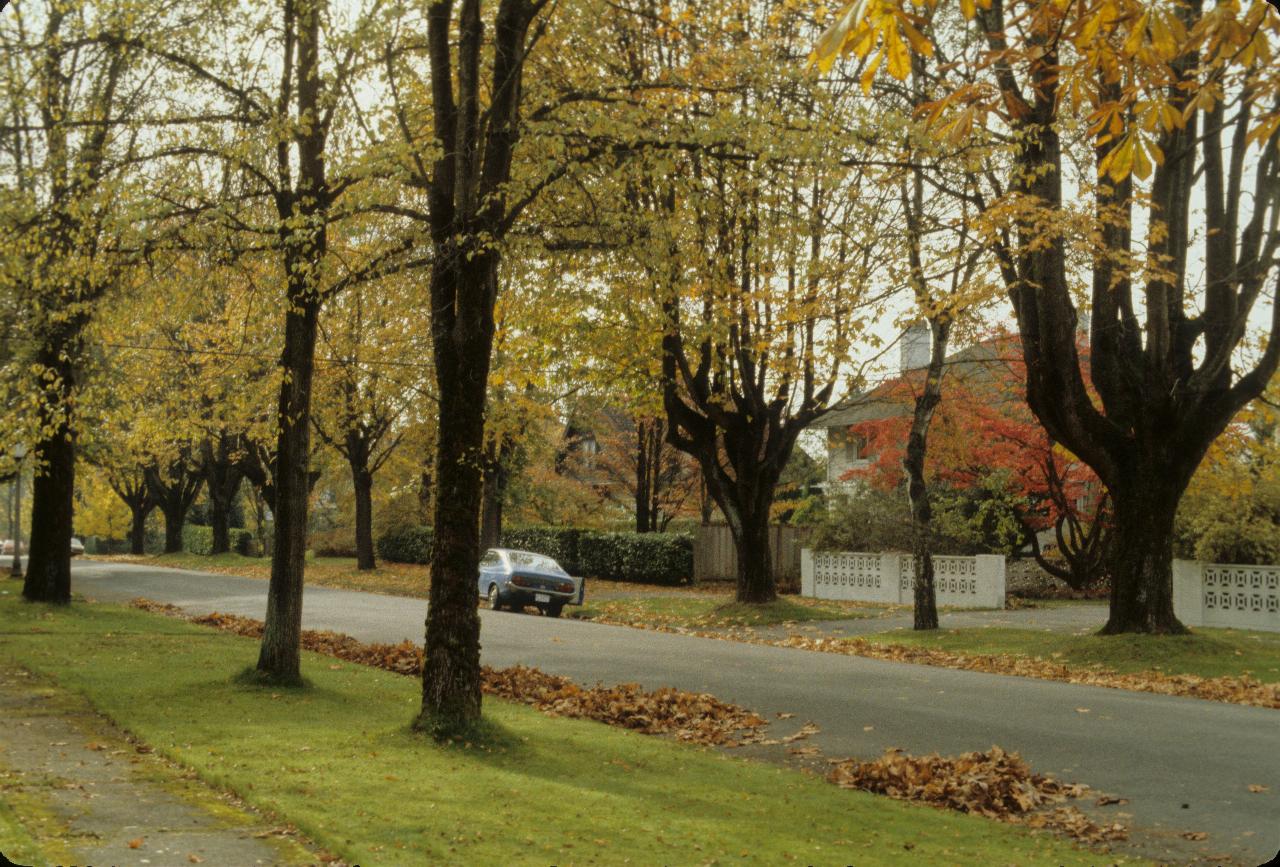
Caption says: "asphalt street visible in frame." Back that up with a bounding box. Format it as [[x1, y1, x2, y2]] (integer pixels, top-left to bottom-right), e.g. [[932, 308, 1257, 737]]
[[36, 560, 1280, 864]]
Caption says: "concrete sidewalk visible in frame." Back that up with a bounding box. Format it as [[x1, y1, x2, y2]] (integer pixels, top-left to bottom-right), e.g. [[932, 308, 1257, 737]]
[[0, 666, 321, 867]]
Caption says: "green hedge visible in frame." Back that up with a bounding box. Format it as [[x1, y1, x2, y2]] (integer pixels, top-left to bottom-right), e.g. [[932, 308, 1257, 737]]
[[500, 527, 586, 574], [376, 523, 693, 585], [502, 526, 691, 585], [181, 525, 255, 556], [576, 531, 692, 585], [376, 525, 434, 565]]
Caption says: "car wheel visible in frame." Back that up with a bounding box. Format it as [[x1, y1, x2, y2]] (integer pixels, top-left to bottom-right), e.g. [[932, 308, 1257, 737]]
[[487, 583, 503, 611], [545, 602, 564, 618]]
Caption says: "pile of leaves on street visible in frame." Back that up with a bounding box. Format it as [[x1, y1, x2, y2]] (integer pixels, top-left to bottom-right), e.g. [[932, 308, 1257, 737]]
[[129, 598, 765, 745], [772, 635, 1280, 710], [827, 746, 1128, 845]]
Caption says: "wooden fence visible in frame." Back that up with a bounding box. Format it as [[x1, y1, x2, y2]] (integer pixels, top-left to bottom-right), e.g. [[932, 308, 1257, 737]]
[[693, 524, 811, 591]]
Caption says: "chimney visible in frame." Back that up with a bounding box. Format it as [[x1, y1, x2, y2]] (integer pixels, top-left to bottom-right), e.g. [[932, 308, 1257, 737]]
[[900, 322, 930, 373]]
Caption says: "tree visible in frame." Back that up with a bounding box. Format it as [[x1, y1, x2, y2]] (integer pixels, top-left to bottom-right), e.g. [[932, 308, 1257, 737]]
[[850, 329, 1111, 588], [312, 281, 419, 570], [200, 431, 247, 555], [589, 3, 891, 603], [1176, 380, 1280, 564], [816, 0, 1280, 632], [0, 1, 187, 603], [146, 447, 204, 553], [149, 0, 405, 681], [380, 0, 559, 732]]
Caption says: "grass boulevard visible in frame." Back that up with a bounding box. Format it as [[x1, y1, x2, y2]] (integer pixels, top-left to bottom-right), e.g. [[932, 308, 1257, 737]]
[[0, 593, 1136, 866]]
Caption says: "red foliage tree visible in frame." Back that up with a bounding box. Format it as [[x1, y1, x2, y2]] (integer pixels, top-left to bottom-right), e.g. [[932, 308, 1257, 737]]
[[845, 331, 1109, 588]]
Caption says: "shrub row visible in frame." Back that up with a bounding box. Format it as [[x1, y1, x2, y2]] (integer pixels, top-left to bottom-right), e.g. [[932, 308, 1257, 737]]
[[574, 531, 693, 586], [311, 527, 358, 559], [376, 525, 434, 565], [500, 527, 586, 573], [501, 527, 692, 585], [182, 525, 255, 556], [374, 524, 693, 585]]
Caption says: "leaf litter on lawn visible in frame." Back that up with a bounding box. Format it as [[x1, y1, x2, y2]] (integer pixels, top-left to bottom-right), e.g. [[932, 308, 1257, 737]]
[[130, 599, 765, 746], [129, 598, 1130, 846]]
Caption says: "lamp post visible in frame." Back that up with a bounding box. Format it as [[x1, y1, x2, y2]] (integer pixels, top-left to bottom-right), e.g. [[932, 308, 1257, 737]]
[[10, 444, 26, 578]]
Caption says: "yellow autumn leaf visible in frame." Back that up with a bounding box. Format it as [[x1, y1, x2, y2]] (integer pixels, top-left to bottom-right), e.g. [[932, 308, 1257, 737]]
[[883, 23, 911, 80]]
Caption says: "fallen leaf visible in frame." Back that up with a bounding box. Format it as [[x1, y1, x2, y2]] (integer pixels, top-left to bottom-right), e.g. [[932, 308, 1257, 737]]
[[776, 712, 795, 720], [1182, 831, 1208, 841], [863, 725, 875, 732], [1075, 707, 1091, 713], [825, 746, 1121, 844], [1095, 795, 1128, 806], [1248, 784, 1269, 793], [188, 855, 204, 863], [128, 838, 144, 849]]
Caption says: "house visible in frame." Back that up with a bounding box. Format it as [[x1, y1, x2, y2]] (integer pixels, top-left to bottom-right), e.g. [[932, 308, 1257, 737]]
[[814, 323, 1079, 482], [814, 323, 1023, 488], [812, 322, 1099, 554]]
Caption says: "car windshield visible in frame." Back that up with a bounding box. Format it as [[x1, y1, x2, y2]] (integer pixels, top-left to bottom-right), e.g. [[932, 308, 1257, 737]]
[[505, 551, 562, 573]]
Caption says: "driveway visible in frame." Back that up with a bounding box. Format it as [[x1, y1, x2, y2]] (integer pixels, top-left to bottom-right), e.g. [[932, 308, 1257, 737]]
[[50, 560, 1280, 864]]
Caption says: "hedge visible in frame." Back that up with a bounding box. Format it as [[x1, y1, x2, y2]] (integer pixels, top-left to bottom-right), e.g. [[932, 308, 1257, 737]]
[[311, 527, 358, 559], [376, 525, 434, 565], [375, 524, 693, 585], [181, 525, 255, 556], [576, 531, 692, 585], [503, 526, 692, 586], [499, 527, 586, 575]]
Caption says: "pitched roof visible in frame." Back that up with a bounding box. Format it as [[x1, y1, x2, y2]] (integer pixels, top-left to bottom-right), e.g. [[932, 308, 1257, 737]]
[[812, 335, 1022, 430]]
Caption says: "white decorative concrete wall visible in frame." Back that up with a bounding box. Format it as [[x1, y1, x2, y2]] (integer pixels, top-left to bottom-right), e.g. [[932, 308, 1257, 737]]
[[1173, 560, 1280, 633], [801, 550, 1005, 609]]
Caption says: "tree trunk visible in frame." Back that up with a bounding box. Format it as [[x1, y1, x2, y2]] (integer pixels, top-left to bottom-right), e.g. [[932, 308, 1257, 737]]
[[417, 282, 489, 730], [160, 507, 184, 553], [202, 438, 244, 556], [22, 422, 74, 604], [1101, 478, 1187, 634], [255, 0, 327, 685], [903, 320, 949, 630], [256, 291, 321, 684], [480, 439, 504, 550], [635, 420, 652, 533], [209, 500, 232, 554], [729, 506, 775, 603], [352, 464, 375, 571], [129, 503, 150, 555]]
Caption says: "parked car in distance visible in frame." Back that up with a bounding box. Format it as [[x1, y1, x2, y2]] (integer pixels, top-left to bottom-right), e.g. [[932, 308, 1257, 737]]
[[478, 548, 583, 617], [2, 539, 82, 556]]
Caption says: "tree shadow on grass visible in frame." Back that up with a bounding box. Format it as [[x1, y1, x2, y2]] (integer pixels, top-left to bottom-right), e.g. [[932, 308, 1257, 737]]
[[231, 666, 313, 690], [405, 712, 525, 754]]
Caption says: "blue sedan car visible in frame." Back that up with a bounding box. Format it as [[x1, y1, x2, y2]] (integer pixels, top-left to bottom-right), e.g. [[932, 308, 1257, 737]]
[[478, 548, 584, 617]]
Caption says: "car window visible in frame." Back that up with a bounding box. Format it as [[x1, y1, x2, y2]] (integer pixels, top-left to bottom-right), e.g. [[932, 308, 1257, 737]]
[[480, 550, 502, 568], [506, 551, 561, 572]]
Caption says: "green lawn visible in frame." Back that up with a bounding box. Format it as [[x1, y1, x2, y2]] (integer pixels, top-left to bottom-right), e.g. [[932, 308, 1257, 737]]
[[0, 798, 49, 867], [570, 594, 892, 629], [863, 626, 1280, 682], [0, 596, 1126, 866]]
